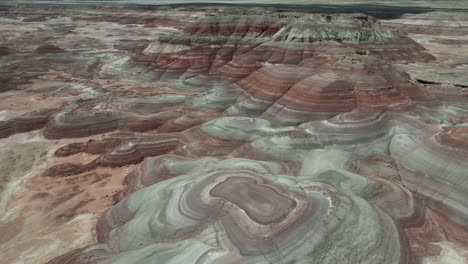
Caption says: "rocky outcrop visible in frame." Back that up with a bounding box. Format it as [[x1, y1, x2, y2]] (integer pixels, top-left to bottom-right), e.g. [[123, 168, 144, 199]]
[[403, 63, 468, 88], [0, 47, 16, 56], [0, 108, 58, 138], [33, 44, 65, 54]]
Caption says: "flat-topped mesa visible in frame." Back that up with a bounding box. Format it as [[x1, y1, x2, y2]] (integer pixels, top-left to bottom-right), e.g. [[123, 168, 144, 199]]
[[134, 13, 400, 81], [210, 176, 297, 225], [272, 14, 395, 44], [183, 14, 284, 38], [134, 15, 279, 78], [182, 13, 395, 44]]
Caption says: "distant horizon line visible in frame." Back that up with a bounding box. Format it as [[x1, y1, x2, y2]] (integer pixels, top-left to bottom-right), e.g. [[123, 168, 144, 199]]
[[1, 0, 467, 20]]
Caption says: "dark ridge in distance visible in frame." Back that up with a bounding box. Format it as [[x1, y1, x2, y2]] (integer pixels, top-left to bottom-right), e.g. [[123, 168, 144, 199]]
[[1, 1, 468, 19]]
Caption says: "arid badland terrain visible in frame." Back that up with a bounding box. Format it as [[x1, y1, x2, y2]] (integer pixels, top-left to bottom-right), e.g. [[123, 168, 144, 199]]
[[0, 2, 468, 263]]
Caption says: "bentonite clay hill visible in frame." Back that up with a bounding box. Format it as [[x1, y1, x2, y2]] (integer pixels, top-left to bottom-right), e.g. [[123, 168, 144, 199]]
[[0, 4, 468, 264]]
